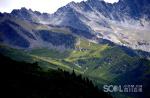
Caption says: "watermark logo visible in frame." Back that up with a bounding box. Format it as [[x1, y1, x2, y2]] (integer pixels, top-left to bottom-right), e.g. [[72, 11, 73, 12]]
[[103, 85, 143, 93]]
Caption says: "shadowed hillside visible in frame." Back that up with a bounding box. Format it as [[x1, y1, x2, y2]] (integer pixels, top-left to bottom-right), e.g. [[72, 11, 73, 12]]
[[0, 53, 113, 98]]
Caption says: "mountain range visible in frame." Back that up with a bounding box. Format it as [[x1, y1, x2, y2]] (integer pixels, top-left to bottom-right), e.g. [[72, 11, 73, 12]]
[[0, 0, 150, 98], [0, 0, 150, 52]]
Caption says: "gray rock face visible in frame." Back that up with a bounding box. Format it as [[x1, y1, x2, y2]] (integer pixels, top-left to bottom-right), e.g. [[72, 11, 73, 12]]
[[0, 0, 150, 52]]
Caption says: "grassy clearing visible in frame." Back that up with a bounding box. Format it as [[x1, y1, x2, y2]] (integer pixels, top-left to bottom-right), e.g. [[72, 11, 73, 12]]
[[1, 38, 149, 88]]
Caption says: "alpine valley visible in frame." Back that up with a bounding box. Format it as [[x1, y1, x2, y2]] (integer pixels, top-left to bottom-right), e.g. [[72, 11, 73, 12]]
[[0, 0, 150, 98]]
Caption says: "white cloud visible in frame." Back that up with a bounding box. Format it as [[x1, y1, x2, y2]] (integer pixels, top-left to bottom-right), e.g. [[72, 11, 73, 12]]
[[0, 0, 119, 13], [104, 0, 119, 3]]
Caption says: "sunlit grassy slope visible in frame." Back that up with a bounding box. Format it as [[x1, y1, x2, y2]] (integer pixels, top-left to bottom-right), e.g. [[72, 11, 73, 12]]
[[1, 38, 149, 85], [1, 38, 150, 98]]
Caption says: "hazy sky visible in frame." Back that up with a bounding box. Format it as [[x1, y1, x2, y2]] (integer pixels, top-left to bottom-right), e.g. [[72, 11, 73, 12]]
[[0, 0, 119, 13]]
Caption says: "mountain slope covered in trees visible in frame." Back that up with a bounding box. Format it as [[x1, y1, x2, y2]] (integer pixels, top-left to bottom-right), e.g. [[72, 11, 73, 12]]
[[0, 53, 113, 98]]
